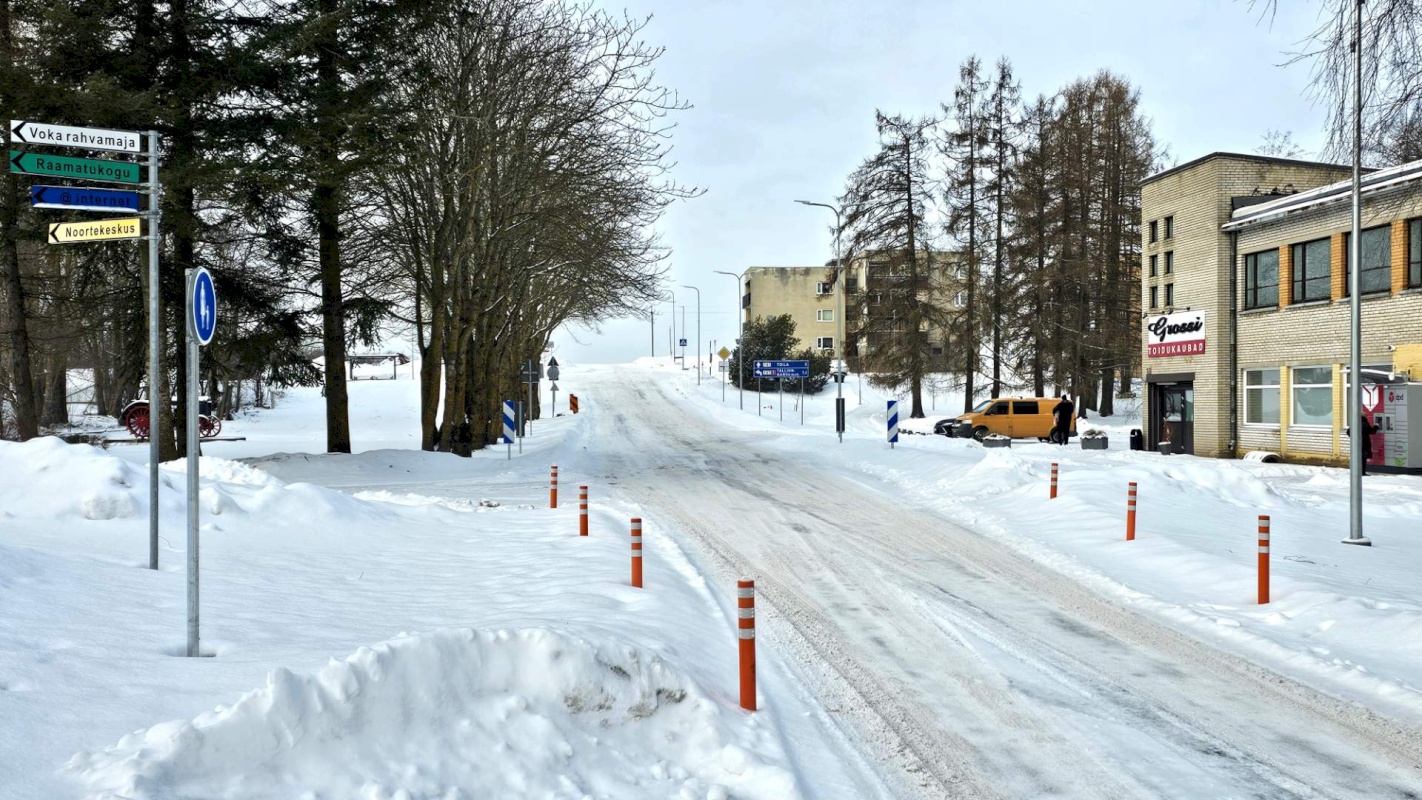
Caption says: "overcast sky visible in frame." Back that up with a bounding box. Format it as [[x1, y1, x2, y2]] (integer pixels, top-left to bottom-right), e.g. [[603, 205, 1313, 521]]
[[551, 0, 1334, 365]]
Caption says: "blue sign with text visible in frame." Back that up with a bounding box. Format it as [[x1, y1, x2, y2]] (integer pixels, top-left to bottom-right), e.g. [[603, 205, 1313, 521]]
[[30, 184, 140, 213], [752, 359, 810, 379]]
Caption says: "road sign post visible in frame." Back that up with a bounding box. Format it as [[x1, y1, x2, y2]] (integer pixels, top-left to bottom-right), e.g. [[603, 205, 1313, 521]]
[[185, 267, 216, 658], [146, 131, 161, 571], [887, 399, 900, 450], [547, 358, 560, 416]]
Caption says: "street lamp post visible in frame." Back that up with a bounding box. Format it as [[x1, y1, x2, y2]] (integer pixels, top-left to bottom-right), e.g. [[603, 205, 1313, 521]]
[[667, 289, 675, 363], [1344, 0, 1370, 546], [713, 270, 745, 410], [796, 199, 846, 442], [682, 285, 701, 385]]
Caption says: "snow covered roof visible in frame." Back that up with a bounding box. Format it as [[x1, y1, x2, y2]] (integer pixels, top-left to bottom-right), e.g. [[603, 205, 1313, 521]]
[[1223, 158, 1422, 231]]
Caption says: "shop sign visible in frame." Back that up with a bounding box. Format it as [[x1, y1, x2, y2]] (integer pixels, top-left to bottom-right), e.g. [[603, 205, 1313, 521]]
[[1146, 310, 1206, 358]]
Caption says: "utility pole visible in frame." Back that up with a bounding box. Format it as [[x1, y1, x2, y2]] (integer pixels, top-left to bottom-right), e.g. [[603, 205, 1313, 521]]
[[796, 200, 846, 442], [714, 269, 746, 410], [682, 285, 701, 385], [1344, 0, 1370, 546], [649, 308, 655, 358]]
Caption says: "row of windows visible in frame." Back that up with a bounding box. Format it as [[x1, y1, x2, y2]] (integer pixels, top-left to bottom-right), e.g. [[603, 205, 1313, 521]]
[[815, 279, 859, 295], [1148, 251, 1174, 277], [1243, 220, 1422, 310], [1147, 282, 1175, 309], [1148, 215, 1175, 244], [1243, 365, 1381, 427]]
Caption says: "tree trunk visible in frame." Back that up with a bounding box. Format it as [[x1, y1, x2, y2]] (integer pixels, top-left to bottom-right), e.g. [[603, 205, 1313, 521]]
[[315, 0, 351, 454], [0, 0, 38, 440]]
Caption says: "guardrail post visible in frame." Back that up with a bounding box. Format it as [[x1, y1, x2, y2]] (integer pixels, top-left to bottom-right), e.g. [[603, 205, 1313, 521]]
[[579, 485, 589, 536], [1127, 482, 1137, 541], [630, 518, 643, 588], [1050, 462, 1059, 499], [550, 465, 558, 509], [737, 579, 756, 711], [1258, 515, 1270, 604]]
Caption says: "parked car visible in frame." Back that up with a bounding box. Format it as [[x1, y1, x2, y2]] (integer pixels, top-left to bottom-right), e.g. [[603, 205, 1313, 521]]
[[932, 417, 958, 436], [950, 397, 1077, 442]]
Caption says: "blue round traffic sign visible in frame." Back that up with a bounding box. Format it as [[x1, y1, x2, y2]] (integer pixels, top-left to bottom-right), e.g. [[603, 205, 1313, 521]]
[[190, 268, 217, 346]]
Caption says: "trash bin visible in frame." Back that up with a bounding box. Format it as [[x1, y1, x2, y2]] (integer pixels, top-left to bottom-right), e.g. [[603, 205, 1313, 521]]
[[1130, 429, 1143, 451], [1157, 440, 1174, 455]]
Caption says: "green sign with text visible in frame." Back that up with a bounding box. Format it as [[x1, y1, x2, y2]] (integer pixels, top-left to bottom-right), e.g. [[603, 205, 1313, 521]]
[[9, 150, 140, 184]]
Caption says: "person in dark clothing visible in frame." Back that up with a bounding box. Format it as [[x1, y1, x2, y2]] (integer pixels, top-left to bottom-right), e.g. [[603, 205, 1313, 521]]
[[1356, 412, 1379, 476], [1052, 395, 1074, 445]]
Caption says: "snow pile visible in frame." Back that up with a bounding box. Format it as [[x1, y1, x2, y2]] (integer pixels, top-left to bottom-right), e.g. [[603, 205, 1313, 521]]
[[69, 628, 796, 800], [0, 437, 150, 521]]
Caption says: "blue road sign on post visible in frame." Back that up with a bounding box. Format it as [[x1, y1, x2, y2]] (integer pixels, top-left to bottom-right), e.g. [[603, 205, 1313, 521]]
[[752, 360, 810, 379], [679, 338, 688, 347], [190, 268, 216, 345], [30, 184, 140, 213], [887, 400, 900, 447]]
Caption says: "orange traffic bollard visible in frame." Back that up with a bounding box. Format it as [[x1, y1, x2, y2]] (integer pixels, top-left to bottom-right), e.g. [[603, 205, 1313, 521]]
[[550, 465, 558, 509], [579, 485, 589, 536], [630, 518, 643, 588], [1258, 515, 1270, 604], [738, 579, 756, 711], [1127, 482, 1137, 541], [1050, 462, 1059, 499]]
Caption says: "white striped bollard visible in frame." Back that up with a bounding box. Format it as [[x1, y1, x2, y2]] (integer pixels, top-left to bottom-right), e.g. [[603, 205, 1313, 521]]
[[738, 579, 756, 711], [630, 518, 643, 588]]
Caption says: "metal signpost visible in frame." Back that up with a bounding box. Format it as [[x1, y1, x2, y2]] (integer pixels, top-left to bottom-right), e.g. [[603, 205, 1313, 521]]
[[887, 400, 900, 450], [718, 346, 731, 402], [10, 120, 161, 570], [502, 400, 516, 459], [521, 359, 540, 436], [547, 358, 560, 416], [186, 267, 216, 657]]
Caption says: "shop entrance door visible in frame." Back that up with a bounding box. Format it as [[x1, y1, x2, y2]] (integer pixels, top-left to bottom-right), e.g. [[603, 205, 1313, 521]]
[[1154, 382, 1194, 454]]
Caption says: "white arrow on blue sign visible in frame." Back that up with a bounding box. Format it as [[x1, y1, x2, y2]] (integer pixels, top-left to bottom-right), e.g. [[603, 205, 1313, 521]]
[[887, 400, 899, 444], [752, 359, 810, 379], [190, 268, 217, 346]]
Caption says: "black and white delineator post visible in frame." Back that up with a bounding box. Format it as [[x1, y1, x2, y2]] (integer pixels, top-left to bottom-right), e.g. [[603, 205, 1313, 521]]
[[185, 267, 216, 657], [502, 400, 515, 460]]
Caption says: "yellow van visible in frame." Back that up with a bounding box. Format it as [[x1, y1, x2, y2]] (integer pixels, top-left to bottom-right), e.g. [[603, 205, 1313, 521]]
[[955, 397, 1076, 442]]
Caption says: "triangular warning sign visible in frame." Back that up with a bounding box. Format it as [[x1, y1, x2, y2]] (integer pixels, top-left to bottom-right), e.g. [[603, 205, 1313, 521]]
[[548, 356, 560, 367]]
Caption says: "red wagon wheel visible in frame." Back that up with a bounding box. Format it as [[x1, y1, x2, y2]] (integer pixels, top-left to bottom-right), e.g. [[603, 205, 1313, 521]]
[[125, 404, 151, 440], [199, 415, 222, 439]]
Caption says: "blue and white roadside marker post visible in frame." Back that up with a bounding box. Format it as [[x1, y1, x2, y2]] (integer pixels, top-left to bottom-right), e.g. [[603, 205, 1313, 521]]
[[185, 267, 216, 658], [502, 400, 516, 460], [887, 399, 899, 450]]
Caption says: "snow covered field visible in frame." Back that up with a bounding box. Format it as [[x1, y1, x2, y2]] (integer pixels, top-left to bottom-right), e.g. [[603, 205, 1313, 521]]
[[5, 359, 1422, 798]]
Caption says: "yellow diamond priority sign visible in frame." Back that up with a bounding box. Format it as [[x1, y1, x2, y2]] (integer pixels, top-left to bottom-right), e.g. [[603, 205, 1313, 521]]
[[48, 217, 141, 244], [718, 346, 731, 360]]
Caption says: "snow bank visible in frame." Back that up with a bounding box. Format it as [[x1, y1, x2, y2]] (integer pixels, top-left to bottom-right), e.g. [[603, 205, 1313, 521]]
[[0, 437, 393, 526], [69, 628, 796, 800], [0, 437, 149, 520]]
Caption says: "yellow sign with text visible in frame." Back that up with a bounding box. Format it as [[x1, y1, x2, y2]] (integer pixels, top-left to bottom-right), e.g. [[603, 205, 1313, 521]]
[[48, 217, 141, 244]]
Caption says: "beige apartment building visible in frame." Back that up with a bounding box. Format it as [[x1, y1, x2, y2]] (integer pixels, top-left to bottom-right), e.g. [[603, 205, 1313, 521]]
[[1141, 152, 1422, 471], [743, 252, 961, 366]]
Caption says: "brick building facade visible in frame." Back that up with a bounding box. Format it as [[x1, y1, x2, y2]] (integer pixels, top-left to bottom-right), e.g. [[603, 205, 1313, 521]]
[[1141, 152, 1422, 469]]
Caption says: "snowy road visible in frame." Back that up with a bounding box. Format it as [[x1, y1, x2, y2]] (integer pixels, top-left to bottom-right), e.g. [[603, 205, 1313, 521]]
[[553, 366, 1422, 799]]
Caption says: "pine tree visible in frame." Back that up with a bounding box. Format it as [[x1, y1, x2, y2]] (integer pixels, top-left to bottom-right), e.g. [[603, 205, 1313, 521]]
[[943, 57, 990, 412]]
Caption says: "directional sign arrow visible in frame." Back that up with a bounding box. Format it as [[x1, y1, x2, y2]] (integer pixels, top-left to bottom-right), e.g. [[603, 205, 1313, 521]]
[[10, 120, 143, 153], [48, 217, 142, 244], [30, 184, 140, 213], [10, 150, 141, 184]]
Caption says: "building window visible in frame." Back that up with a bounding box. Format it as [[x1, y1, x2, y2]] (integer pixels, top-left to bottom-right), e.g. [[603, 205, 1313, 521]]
[[1149, 220, 1158, 243], [845, 278, 859, 293], [1411, 219, 1422, 288], [816, 309, 833, 322], [954, 292, 967, 307], [815, 281, 832, 295], [1343, 225, 1391, 295], [1149, 254, 1158, 277], [816, 336, 833, 351], [1149, 285, 1158, 308], [1291, 238, 1331, 302], [1291, 366, 1334, 427], [1244, 249, 1279, 309], [931, 346, 944, 356], [1164, 251, 1174, 274], [1164, 282, 1174, 306], [1245, 368, 1281, 425], [1164, 216, 1174, 239]]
